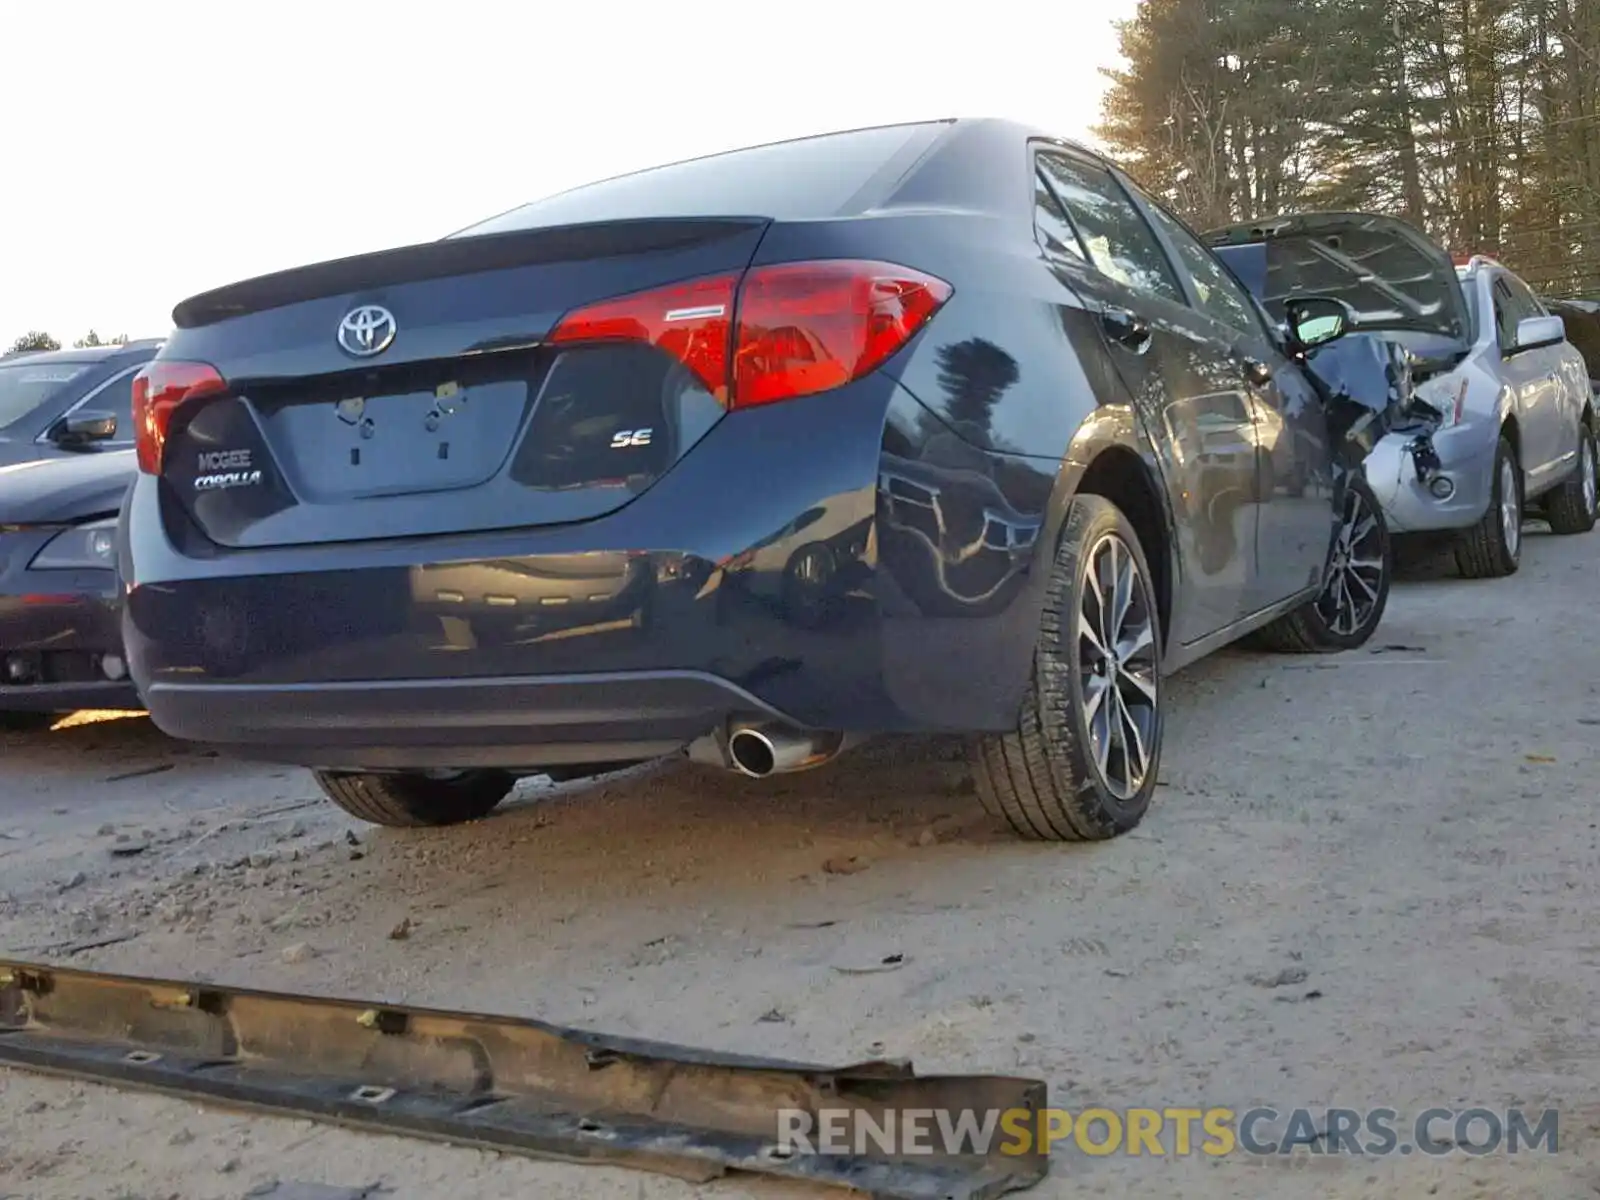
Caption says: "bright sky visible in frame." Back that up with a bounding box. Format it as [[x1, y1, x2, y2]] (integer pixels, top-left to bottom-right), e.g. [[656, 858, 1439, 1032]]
[[1, 1, 1137, 350]]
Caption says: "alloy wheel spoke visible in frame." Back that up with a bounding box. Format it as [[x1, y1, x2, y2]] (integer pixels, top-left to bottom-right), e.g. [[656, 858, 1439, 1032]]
[[1083, 672, 1112, 727], [1345, 565, 1379, 602], [1090, 688, 1114, 776], [1114, 690, 1149, 790], [1116, 620, 1154, 662], [1079, 610, 1109, 657], [1119, 662, 1158, 704], [1334, 572, 1357, 634], [1110, 552, 1135, 642]]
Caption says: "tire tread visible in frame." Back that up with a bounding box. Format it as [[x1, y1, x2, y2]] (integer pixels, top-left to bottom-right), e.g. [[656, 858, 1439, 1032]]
[[313, 770, 514, 828], [1454, 435, 1521, 578], [1543, 424, 1597, 536], [968, 495, 1158, 843]]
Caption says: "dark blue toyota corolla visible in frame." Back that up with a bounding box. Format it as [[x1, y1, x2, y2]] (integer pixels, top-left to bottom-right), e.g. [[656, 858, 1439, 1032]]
[[121, 118, 1439, 837]]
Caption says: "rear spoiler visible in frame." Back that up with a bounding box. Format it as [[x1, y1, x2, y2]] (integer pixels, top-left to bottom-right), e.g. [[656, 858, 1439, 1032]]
[[172, 217, 771, 329]]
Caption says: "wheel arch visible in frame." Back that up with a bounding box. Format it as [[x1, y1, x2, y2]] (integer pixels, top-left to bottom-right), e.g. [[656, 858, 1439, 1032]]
[[1043, 407, 1177, 651], [1501, 410, 1522, 471]]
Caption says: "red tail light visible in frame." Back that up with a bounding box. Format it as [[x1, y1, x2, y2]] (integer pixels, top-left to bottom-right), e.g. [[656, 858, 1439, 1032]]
[[731, 261, 952, 407], [549, 273, 737, 402], [131, 361, 227, 474], [548, 260, 951, 411]]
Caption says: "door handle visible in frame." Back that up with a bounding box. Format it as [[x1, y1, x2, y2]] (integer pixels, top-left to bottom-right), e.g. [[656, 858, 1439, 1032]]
[[1101, 307, 1152, 352]]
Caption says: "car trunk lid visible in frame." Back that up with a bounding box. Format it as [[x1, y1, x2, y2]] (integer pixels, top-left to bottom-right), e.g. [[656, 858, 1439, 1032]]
[[153, 218, 771, 549]]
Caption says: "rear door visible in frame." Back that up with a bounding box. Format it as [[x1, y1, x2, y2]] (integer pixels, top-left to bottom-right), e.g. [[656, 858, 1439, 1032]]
[[1032, 146, 1260, 645], [1127, 191, 1331, 611]]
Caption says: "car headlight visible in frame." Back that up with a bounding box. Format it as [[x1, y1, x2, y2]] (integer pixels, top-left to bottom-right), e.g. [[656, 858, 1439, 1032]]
[[30, 519, 118, 570]]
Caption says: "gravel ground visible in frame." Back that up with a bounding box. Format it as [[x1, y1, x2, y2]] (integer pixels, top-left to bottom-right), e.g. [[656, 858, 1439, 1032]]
[[2, 524, 1599, 1199]]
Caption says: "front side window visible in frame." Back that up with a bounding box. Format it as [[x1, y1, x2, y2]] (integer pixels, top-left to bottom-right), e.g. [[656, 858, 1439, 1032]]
[[1500, 272, 1546, 320], [1492, 278, 1526, 350], [1035, 151, 1183, 303], [1139, 198, 1265, 337]]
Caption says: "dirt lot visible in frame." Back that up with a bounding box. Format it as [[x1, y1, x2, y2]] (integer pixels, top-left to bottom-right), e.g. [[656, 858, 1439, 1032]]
[[3, 526, 1600, 1200]]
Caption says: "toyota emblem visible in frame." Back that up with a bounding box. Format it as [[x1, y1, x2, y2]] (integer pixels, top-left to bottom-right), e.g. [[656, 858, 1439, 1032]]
[[337, 305, 397, 357]]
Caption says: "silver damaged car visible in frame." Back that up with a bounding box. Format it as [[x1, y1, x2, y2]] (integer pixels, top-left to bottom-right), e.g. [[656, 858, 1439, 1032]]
[[1208, 218, 1596, 578]]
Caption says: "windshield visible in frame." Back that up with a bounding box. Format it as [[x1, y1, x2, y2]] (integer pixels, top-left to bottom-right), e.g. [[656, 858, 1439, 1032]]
[[0, 360, 93, 433]]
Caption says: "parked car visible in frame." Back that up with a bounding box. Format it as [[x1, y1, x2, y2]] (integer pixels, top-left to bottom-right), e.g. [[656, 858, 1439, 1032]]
[[123, 119, 1434, 840], [0, 341, 159, 725], [1209, 225, 1596, 577], [1543, 296, 1600, 386]]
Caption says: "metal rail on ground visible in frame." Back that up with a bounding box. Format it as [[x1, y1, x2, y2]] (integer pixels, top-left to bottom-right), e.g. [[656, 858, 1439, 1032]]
[[0, 960, 1048, 1199]]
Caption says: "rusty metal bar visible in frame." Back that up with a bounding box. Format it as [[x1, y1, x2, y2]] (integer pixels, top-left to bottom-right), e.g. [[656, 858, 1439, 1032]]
[[0, 960, 1047, 1198]]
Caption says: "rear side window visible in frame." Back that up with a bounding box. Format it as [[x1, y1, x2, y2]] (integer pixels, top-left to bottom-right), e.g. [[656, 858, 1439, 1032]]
[[1034, 171, 1085, 260], [1036, 151, 1183, 303], [455, 122, 947, 236]]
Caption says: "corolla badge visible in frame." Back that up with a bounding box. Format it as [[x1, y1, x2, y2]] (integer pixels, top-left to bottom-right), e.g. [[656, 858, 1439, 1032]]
[[194, 448, 262, 491], [337, 305, 397, 357]]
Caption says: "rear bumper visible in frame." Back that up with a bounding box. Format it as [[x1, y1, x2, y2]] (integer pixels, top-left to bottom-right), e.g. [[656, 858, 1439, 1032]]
[[145, 670, 799, 770], [122, 380, 1058, 769], [0, 537, 137, 713]]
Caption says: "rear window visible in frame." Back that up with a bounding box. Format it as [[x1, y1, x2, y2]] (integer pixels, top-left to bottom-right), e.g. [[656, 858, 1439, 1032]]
[[453, 122, 947, 237], [0, 360, 94, 432]]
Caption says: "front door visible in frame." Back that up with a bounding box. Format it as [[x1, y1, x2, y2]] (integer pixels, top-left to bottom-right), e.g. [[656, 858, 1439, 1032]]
[[1495, 272, 1576, 486], [1128, 192, 1333, 610]]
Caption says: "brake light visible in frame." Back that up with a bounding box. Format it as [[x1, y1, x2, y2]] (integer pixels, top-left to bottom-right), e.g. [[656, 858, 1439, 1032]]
[[547, 260, 951, 411], [131, 360, 227, 474], [732, 261, 951, 408], [550, 275, 737, 402]]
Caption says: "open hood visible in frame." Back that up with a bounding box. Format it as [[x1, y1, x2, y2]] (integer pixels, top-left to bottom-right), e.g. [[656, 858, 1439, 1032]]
[[1205, 212, 1470, 351]]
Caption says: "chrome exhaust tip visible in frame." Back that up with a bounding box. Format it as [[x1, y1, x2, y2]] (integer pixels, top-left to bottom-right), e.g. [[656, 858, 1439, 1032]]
[[725, 722, 850, 778]]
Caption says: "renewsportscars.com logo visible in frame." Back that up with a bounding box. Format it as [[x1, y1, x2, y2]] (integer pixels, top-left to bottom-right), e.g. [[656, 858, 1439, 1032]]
[[776, 1106, 1560, 1158]]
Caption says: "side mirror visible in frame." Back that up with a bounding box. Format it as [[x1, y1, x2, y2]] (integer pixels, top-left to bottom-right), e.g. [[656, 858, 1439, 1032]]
[[1511, 314, 1565, 355], [51, 410, 118, 447], [1285, 297, 1354, 349]]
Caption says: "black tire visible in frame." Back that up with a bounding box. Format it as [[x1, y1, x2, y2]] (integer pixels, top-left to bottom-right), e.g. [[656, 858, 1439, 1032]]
[[1254, 474, 1391, 654], [312, 769, 515, 828], [967, 494, 1163, 842], [0, 711, 58, 732], [1544, 422, 1598, 535], [1454, 434, 1522, 578]]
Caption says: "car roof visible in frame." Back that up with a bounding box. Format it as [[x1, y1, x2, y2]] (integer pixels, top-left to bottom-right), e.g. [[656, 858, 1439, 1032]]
[[0, 338, 163, 365]]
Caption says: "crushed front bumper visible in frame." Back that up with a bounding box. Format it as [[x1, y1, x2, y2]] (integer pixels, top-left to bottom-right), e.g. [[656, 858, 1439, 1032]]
[[0, 529, 138, 713], [1363, 418, 1495, 534]]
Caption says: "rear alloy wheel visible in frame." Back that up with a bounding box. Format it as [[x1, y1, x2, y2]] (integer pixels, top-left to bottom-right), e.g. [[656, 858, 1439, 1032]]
[[1543, 423, 1598, 535], [968, 494, 1162, 842], [312, 769, 515, 828], [1454, 434, 1522, 578], [1254, 474, 1391, 653]]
